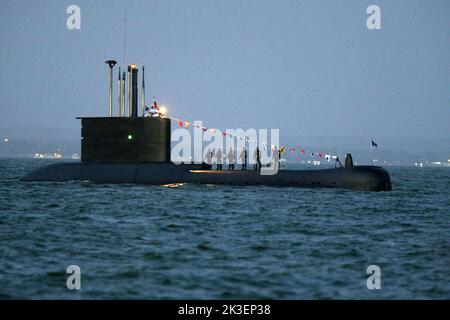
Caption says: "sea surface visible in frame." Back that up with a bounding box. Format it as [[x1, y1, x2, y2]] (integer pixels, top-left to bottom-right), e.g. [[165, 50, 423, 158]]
[[0, 158, 449, 299]]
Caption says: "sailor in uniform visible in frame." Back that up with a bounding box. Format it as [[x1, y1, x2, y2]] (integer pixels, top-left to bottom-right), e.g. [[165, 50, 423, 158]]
[[226, 148, 235, 170], [205, 148, 213, 170], [253, 147, 261, 171], [215, 148, 223, 170], [272, 145, 279, 171], [239, 148, 247, 171]]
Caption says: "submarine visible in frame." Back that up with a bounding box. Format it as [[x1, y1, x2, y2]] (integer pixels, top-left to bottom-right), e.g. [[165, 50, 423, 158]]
[[23, 61, 392, 192]]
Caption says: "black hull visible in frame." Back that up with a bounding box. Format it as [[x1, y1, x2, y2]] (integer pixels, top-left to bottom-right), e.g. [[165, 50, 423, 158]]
[[22, 162, 392, 191]]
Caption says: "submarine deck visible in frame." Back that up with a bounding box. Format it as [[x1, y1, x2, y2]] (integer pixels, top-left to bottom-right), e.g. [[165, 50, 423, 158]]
[[22, 162, 392, 191]]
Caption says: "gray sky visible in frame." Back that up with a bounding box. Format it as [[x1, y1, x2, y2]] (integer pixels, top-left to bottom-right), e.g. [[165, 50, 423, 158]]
[[0, 0, 449, 141]]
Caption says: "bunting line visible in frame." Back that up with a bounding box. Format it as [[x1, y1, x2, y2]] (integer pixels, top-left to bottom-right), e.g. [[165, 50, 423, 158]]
[[167, 116, 338, 161]]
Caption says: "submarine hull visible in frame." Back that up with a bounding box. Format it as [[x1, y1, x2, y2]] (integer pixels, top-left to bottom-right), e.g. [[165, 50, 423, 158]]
[[22, 163, 392, 191]]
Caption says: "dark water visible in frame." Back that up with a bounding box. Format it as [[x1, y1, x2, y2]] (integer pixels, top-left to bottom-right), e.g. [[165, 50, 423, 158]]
[[0, 158, 449, 299]]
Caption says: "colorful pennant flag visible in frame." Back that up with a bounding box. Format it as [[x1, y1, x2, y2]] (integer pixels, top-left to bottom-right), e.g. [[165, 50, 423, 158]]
[[167, 116, 339, 161]]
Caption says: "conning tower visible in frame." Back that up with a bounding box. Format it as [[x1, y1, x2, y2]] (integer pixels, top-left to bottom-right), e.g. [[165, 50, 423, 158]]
[[79, 61, 171, 163]]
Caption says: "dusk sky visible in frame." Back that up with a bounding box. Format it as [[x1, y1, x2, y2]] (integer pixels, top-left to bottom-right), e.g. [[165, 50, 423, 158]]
[[0, 0, 449, 141]]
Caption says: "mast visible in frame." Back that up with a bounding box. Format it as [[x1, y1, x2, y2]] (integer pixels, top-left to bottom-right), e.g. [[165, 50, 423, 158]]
[[131, 64, 138, 117], [105, 60, 117, 117], [127, 66, 131, 116], [121, 71, 126, 117], [141, 66, 145, 116], [117, 67, 121, 116]]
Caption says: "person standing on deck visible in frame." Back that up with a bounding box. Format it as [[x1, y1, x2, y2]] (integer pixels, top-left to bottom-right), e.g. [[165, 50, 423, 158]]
[[226, 148, 235, 170], [272, 145, 280, 171], [239, 148, 247, 171], [205, 148, 213, 170], [215, 147, 223, 170], [253, 147, 261, 171]]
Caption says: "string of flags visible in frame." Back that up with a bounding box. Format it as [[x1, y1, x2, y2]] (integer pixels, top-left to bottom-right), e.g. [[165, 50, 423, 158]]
[[166, 115, 339, 161]]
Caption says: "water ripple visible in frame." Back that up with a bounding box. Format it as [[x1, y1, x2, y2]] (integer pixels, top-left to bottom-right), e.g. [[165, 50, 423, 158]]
[[0, 159, 449, 299]]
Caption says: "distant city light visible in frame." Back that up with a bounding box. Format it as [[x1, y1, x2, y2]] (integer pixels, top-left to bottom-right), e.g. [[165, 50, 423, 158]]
[[34, 152, 62, 159]]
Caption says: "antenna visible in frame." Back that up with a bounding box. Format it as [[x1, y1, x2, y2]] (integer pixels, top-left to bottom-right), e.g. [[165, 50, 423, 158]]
[[117, 67, 121, 116], [141, 66, 145, 116], [105, 60, 117, 117], [127, 66, 131, 116], [122, 71, 126, 117], [122, 0, 128, 67]]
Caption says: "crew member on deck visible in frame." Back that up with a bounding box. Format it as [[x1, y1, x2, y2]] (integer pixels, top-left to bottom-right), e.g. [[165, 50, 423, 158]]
[[215, 148, 223, 170], [205, 148, 213, 170], [226, 148, 235, 170], [279, 146, 286, 169], [272, 146, 279, 170], [239, 148, 247, 171], [254, 147, 261, 171]]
